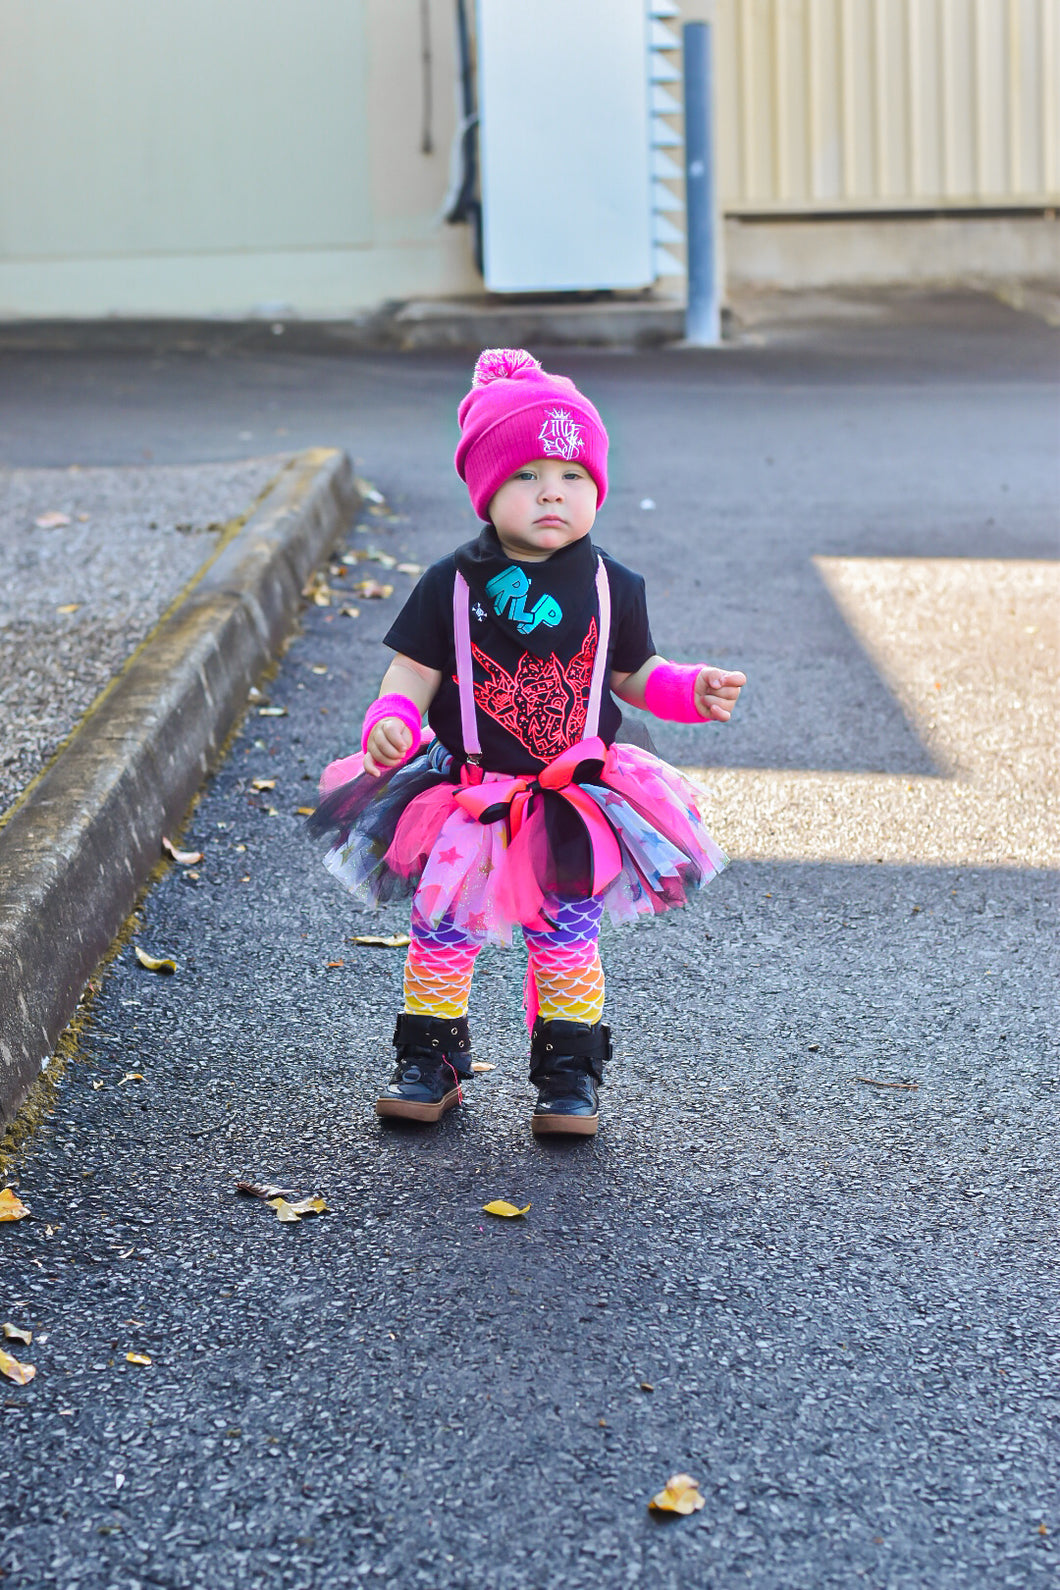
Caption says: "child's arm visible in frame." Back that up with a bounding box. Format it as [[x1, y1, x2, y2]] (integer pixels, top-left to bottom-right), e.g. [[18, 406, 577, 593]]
[[363, 654, 442, 776], [611, 656, 746, 724]]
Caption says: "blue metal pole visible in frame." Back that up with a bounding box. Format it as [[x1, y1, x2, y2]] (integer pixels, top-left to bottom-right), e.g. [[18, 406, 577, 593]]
[[683, 21, 720, 344]]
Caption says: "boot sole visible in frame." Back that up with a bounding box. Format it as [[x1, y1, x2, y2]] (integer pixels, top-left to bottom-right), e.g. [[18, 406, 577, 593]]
[[531, 1111, 599, 1137], [376, 1087, 462, 1124]]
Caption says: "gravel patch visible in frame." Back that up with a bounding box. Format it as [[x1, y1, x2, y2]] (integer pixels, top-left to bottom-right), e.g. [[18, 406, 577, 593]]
[[0, 457, 288, 818]]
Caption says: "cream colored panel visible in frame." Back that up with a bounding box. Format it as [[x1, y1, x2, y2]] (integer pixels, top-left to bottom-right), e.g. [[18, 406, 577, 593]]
[[715, 0, 1060, 211], [0, 0, 373, 258]]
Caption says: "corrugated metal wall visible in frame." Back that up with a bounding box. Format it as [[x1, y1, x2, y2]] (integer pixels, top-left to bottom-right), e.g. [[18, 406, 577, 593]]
[[713, 0, 1060, 212]]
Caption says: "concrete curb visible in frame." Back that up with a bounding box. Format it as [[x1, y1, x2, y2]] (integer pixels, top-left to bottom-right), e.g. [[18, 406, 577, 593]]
[[0, 447, 359, 1125]]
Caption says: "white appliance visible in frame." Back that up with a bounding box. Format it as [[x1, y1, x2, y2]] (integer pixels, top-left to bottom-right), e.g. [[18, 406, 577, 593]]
[[476, 0, 685, 293]]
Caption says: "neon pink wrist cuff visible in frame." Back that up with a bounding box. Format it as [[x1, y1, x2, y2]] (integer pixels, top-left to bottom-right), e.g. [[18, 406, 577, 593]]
[[643, 661, 706, 723], [361, 693, 423, 762]]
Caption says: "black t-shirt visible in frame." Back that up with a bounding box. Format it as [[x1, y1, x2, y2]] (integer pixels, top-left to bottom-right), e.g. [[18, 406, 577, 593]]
[[384, 539, 655, 774]]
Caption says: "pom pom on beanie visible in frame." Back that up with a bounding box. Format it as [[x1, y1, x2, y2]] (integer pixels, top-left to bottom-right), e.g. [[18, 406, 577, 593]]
[[455, 347, 609, 521], [471, 347, 543, 385]]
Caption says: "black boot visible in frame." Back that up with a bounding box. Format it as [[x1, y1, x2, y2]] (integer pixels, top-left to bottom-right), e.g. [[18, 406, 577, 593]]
[[529, 1018, 611, 1137], [376, 1013, 473, 1123]]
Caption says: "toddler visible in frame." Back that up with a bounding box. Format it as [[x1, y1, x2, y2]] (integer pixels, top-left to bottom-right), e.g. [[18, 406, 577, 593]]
[[311, 349, 744, 1136]]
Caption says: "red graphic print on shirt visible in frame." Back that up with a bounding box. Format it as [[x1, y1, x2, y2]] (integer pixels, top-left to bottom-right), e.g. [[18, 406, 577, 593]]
[[471, 620, 598, 762]]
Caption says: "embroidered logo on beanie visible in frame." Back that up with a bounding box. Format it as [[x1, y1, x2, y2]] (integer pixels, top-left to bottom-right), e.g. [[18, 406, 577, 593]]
[[537, 408, 585, 462]]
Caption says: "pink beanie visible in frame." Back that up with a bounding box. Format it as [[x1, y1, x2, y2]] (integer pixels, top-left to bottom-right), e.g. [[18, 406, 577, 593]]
[[454, 348, 609, 521]]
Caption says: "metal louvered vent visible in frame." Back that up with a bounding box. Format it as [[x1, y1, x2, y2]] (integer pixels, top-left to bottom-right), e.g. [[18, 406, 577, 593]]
[[649, 1, 686, 281]]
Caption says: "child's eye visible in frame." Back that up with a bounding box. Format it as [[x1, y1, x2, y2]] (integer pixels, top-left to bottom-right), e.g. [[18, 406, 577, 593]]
[[515, 470, 536, 481]]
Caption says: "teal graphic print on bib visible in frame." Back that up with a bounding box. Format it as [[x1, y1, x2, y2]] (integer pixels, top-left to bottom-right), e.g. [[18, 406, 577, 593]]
[[486, 567, 563, 636]]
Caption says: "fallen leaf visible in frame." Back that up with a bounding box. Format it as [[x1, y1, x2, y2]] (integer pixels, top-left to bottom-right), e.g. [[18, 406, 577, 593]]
[[855, 1077, 919, 1090], [266, 1195, 328, 1222], [352, 578, 394, 600], [2, 1324, 32, 1345], [125, 1352, 151, 1366], [353, 477, 385, 504], [0, 1188, 30, 1222], [640, 1382, 654, 1392], [326, 960, 344, 970], [55, 603, 80, 614], [482, 1201, 531, 1218], [339, 605, 361, 619], [258, 706, 287, 718], [310, 665, 328, 676], [250, 777, 276, 792], [302, 571, 333, 606], [118, 1072, 145, 1085], [135, 947, 176, 974], [295, 806, 315, 817], [162, 836, 204, 865], [235, 1181, 295, 1200], [34, 511, 71, 529], [266, 806, 280, 817], [350, 933, 411, 948], [648, 1474, 705, 1516], [0, 1350, 35, 1385], [470, 1062, 496, 1073], [367, 550, 397, 569], [397, 563, 423, 576], [186, 869, 200, 881], [91, 1079, 105, 1090]]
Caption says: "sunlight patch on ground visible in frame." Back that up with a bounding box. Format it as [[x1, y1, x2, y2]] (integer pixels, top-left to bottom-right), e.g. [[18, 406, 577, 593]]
[[682, 558, 1058, 869]]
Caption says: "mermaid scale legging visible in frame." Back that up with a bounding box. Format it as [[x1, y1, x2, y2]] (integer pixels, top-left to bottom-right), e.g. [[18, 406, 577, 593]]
[[403, 897, 605, 1025]]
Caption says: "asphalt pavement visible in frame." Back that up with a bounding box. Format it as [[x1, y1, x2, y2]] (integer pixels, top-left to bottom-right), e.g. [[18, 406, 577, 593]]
[[0, 293, 1057, 1589]]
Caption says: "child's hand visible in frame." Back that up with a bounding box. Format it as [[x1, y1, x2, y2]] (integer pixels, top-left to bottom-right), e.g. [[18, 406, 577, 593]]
[[364, 718, 414, 776], [694, 667, 746, 723]]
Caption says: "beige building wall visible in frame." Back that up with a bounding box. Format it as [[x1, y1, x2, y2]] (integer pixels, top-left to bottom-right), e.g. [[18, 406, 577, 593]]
[[0, 0, 481, 318], [0, 0, 1056, 319]]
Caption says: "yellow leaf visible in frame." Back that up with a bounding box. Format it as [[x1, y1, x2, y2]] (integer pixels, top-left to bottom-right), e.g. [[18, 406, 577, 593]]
[[267, 1198, 303, 1223], [250, 777, 276, 791], [125, 1352, 152, 1366], [258, 705, 287, 717], [311, 665, 328, 675], [287, 1196, 329, 1217], [56, 603, 80, 614], [350, 933, 411, 948], [470, 1062, 496, 1073], [352, 578, 394, 600], [295, 806, 315, 817], [339, 605, 361, 619], [134, 946, 176, 974], [482, 1201, 530, 1218], [118, 1072, 144, 1085], [648, 1474, 706, 1516], [0, 1188, 30, 1222], [0, 1350, 35, 1385], [162, 836, 204, 865], [2, 1324, 32, 1345]]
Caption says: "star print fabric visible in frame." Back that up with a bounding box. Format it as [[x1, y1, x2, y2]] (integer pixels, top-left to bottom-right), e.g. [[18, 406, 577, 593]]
[[312, 739, 727, 947]]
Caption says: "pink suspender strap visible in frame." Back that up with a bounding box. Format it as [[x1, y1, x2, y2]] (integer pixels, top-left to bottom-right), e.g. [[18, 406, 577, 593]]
[[584, 558, 611, 740], [453, 558, 612, 760], [453, 572, 483, 762]]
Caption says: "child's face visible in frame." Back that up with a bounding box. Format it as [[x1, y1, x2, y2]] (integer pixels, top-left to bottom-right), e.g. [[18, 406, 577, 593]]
[[488, 458, 597, 563]]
